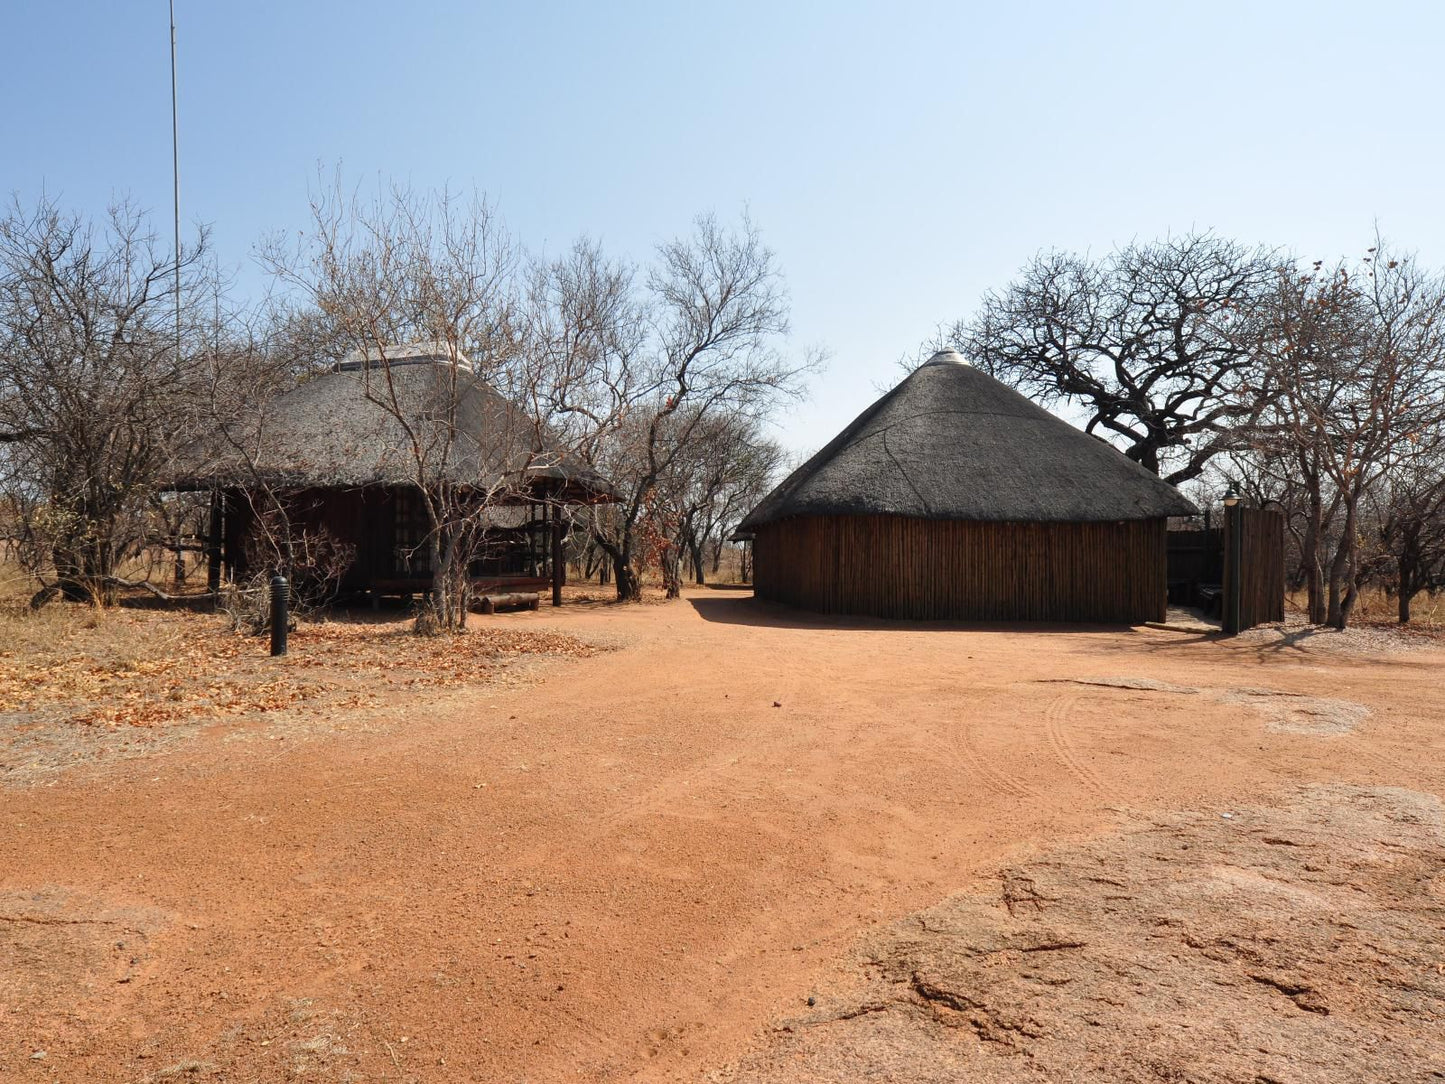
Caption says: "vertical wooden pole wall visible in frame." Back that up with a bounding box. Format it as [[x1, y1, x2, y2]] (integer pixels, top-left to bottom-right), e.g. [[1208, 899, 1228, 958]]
[[1237, 507, 1286, 630], [753, 514, 1169, 624]]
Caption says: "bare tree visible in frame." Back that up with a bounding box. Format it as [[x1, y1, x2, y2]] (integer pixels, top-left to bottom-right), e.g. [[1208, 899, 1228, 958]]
[[699, 428, 785, 581], [951, 234, 1277, 485], [1246, 243, 1445, 628], [258, 181, 540, 632], [531, 218, 813, 601], [0, 195, 213, 605], [650, 411, 782, 585], [1371, 452, 1445, 624]]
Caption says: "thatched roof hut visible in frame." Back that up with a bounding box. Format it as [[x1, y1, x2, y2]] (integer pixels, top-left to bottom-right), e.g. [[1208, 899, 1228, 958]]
[[178, 344, 607, 499], [175, 344, 610, 602], [740, 350, 1198, 623]]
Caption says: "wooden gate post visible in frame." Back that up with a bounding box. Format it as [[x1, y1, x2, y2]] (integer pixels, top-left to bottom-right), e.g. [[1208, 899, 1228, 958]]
[[1223, 503, 1286, 634], [206, 489, 224, 599], [1223, 498, 1243, 635]]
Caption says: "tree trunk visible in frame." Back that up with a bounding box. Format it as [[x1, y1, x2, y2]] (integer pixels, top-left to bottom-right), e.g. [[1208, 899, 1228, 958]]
[[690, 535, 706, 585], [613, 551, 640, 601], [1303, 492, 1325, 625], [1340, 578, 1360, 628], [1129, 438, 1162, 476], [53, 547, 92, 603], [53, 538, 117, 606], [420, 529, 449, 634], [1325, 500, 1356, 630], [1397, 541, 1419, 625], [662, 545, 682, 599], [455, 563, 471, 630]]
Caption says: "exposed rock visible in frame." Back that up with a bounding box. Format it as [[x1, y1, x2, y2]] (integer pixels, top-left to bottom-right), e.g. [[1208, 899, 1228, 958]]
[[720, 786, 1445, 1083]]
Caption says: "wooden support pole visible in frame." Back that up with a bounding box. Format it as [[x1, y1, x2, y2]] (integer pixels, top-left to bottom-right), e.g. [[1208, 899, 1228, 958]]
[[551, 503, 564, 607], [206, 490, 223, 597]]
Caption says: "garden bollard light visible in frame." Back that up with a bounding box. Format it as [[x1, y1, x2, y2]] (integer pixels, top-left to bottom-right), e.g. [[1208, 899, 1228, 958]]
[[270, 574, 289, 657]]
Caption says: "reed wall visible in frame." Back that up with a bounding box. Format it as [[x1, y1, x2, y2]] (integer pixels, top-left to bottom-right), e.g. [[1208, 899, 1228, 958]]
[[753, 514, 1169, 624]]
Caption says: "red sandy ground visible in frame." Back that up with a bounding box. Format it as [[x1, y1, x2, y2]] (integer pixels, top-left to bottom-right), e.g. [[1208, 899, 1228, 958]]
[[2, 587, 1443, 1082]]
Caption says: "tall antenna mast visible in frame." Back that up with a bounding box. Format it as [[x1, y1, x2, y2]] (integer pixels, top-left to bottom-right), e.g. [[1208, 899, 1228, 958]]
[[169, 0, 180, 366]]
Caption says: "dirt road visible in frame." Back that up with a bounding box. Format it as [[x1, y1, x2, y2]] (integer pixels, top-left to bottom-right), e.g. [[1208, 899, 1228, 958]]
[[3, 588, 1442, 1081]]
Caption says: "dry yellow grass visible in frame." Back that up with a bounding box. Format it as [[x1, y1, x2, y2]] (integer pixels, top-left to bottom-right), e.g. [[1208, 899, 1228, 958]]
[[1285, 586, 1445, 628]]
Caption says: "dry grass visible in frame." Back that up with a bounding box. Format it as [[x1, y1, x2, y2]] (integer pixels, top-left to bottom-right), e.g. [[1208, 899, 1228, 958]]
[[1284, 587, 1445, 629], [1342, 586, 1445, 626]]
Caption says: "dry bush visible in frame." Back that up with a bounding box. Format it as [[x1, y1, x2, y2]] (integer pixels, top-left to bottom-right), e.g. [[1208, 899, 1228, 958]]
[[219, 575, 282, 637], [220, 525, 357, 635]]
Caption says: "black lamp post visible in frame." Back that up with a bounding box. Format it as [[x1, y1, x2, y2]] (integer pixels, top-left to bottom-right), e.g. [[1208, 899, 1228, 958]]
[[270, 574, 290, 657], [1222, 486, 1242, 634]]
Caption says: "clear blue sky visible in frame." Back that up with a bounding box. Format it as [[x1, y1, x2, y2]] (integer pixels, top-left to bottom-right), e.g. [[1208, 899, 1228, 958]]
[[5, 1, 1444, 458]]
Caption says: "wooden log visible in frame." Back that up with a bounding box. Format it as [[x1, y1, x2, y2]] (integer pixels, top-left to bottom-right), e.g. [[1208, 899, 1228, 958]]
[[477, 591, 541, 614]]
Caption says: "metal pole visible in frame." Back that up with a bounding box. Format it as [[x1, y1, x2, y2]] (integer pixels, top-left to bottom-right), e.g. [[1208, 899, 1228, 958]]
[[270, 575, 289, 656], [169, 0, 181, 372]]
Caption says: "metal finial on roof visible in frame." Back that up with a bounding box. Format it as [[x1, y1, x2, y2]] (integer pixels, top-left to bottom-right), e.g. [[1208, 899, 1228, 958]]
[[337, 341, 472, 372], [924, 349, 969, 367]]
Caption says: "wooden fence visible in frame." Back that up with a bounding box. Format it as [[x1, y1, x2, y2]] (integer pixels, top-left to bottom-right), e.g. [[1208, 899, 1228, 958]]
[[753, 514, 1169, 624], [1223, 506, 1286, 631], [1166, 526, 1222, 603]]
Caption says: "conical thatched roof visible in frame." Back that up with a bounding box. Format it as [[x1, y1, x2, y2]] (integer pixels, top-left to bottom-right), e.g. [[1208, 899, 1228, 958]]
[[174, 349, 609, 499], [738, 350, 1197, 531]]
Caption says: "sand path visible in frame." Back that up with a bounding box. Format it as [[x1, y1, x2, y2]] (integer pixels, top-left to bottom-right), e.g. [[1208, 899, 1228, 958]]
[[3, 588, 1442, 1081]]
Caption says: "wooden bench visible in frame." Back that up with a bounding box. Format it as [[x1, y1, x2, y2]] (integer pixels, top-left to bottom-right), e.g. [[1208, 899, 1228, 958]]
[[476, 591, 540, 614], [1196, 583, 1224, 618]]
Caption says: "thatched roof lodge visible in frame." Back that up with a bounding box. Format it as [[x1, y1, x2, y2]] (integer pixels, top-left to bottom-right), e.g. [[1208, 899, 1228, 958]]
[[737, 350, 1198, 623], [176, 344, 610, 602]]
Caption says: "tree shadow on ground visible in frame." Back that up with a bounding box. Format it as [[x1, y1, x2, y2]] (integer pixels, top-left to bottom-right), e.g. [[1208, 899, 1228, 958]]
[[1096, 623, 1445, 671], [110, 589, 628, 626], [687, 592, 1142, 635], [114, 591, 216, 614]]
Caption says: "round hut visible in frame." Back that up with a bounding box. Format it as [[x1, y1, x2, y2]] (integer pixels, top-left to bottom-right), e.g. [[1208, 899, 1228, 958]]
[[737, 350, 1198, 623]]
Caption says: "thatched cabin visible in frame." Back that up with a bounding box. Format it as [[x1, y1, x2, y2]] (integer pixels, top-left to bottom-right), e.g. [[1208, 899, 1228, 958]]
[[737, 350, 1198, 623], [175, 345, 610, 603]]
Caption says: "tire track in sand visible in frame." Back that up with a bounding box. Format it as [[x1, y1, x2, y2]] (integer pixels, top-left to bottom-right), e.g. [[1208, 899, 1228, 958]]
[[958, 717, 1042, 800], [1044, 695, 1112, 798]]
